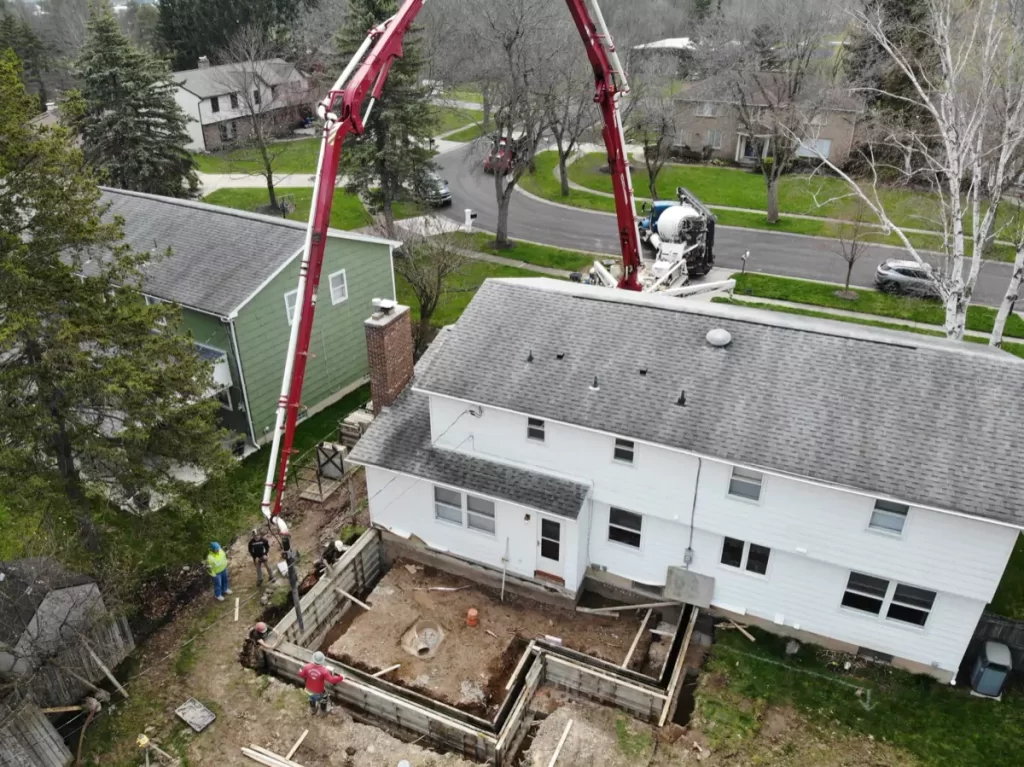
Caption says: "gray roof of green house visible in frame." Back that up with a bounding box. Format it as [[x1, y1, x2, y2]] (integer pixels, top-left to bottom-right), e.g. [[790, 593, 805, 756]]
[[97, 188, 396, 317], [414, 278, 1024, 527], [0, 559, 95, 645]]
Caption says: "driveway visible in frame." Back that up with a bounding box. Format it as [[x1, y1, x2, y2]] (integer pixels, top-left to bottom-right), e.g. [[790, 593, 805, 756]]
[[434, 144, 1017, 307]]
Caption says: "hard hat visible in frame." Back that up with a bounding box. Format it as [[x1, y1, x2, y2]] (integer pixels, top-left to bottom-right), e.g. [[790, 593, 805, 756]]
[[334, 540, 344, 551], [255, 622, 267, 633], [251, 528, 258, 536], [210, 542, 220, 551], [312, 651, 326, 665]]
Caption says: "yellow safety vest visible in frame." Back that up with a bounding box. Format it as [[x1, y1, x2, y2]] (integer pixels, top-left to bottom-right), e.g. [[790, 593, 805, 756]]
[[206, 549, 227, 575]]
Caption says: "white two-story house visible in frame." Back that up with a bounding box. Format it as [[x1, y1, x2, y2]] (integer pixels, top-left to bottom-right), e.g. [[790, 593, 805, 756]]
[[349, 279, 1024, 682]]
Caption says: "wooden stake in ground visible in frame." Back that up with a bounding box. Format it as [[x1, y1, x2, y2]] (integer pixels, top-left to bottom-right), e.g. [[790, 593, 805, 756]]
[[83, 639, 129, 699], [285, 730, 308, 760], [622, 608, 653, 669], [547, 719, 574, 766], [234, 597, 240, 622]]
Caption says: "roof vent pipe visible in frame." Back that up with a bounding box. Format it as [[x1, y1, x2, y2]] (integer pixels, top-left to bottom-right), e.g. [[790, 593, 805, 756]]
[[589, 376, 600, 392], [706, 328, 732, 347]]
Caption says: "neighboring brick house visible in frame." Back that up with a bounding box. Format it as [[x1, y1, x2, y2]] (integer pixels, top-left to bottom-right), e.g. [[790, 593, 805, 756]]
[[172, 56, 310, 152], [672, 72, 862, 166]]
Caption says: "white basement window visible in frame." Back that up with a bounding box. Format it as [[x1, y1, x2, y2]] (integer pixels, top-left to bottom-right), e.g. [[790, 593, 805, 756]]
[[613, 438, 635, 464], [869, 499, 909, 534], [720, 537, 771, 575], [328, 269, 348, 305], [434, 486, 462, 525], [527, 417, 545, 442], [467, 495, 496, 535], [284, 289, 298, 325], [728, 466, 763, 501], [608, 507, 642, 548]]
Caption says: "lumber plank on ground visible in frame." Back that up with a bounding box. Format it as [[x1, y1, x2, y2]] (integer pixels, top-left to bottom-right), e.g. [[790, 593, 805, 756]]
[[372, 664, 401, 678], [622, 608, 653, 669], [285, 730, 308, 760], [334, 586, 371, 611], [584, 600, 680, 614], [728, 617, 756, 642], [548, 719, 574, 766]]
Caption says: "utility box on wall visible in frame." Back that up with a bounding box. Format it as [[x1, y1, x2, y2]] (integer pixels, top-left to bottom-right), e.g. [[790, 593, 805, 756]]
[[665, 567, 714, 607]]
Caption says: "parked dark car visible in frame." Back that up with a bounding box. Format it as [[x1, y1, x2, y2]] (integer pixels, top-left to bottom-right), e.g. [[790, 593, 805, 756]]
[[875, 259, 939, 297], [422, 171, 452, 207]]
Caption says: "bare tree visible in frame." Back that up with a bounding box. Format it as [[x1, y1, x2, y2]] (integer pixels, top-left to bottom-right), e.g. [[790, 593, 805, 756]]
[[795, 0, 1024, 341], [832, 198, 871, 298], [626, 85, 678, 201], [543, 29, 598, 197], [468, 0, 560, 247], [991, 203, 1024, 347], [388, 224, 468, 356], [216, 26, 307, 212], [695, 0, 838, 223]]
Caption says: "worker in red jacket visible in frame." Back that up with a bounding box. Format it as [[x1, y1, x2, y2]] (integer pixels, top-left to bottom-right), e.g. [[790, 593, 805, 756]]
[[298, 651, 344, 715]]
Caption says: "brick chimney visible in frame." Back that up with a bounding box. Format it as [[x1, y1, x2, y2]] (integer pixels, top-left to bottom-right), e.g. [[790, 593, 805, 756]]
[[197, 55, 210, 69], [364, 298, 414, 415]]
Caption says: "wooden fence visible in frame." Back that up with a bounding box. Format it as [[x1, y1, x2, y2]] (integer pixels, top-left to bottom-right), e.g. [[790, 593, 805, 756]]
[[0, 696, 72, 767]]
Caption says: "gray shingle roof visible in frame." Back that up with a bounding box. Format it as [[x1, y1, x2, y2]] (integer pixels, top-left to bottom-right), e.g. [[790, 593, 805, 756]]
[[349, 389, 589, 519], [0, 559, 94, 645], [173, 58, 305, 99], [415, 279, 1024, 527], [95, 189, 395, 317]]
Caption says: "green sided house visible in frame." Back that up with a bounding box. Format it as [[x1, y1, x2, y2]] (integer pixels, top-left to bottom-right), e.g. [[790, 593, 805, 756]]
[[101, 188, 399, 448]]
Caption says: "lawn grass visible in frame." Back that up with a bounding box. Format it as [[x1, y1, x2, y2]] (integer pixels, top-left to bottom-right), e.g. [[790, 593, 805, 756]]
[[192, 137, 320, 175], [990, 533, 1024, 619], [569, 151, 1017, 237], [446, 86, 484, 104], [519, 152, 636, 214], [429, 105, 483, 134], [396, 260, 544, 329], [450, 231, 595, 271], [731, 272, 1024, 338], [202, 187, 372, 231], [445, 122, 486, 142], [702, 628, 1024, 767]]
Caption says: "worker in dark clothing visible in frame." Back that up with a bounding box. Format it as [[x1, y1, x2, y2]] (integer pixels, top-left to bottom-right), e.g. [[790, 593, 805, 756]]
[[299, 651, 344, 715], [248, 529, 276, 587]]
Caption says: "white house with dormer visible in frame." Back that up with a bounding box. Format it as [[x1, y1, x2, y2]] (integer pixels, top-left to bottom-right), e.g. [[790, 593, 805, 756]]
[[349, 278, 1023, 682]]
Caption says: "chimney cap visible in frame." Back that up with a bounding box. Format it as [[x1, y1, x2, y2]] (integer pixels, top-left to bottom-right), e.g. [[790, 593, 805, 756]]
[[197, 55, 210, 69], [372, 298, 397, 314]]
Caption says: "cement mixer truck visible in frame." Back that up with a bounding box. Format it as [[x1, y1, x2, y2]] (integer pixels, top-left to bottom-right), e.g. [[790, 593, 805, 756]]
[[637, 187, 717, 284]]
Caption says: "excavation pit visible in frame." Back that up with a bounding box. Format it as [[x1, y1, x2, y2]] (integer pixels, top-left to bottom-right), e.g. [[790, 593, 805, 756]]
[[325, 559, 644, 715]]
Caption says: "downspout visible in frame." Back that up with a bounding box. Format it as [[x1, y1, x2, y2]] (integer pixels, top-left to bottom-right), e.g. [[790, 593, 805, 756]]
[[684, 457, 701, 568], [228, 318, 258, 446]]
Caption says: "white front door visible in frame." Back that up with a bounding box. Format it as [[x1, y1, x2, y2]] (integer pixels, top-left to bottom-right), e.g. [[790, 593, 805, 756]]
[[536, 516, 564, 583]]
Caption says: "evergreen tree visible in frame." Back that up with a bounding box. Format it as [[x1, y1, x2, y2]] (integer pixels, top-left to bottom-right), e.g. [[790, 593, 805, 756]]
[[335, 0, 436, 235], [0, 50, 231, 550], [74, 6, 197, 197], [0, 8, 47, 110]]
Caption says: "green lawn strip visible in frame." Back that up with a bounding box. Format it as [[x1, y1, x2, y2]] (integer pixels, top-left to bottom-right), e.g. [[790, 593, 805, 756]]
[[396, 261, 544, 328], [445, 123, 486, 142], [731, 272, 1024, 338], [202, 187, 372, 231], [445, 86, 484, 104], [569, 151, 1013, 237], [192, 137, 320, 175], [704, 629, 1023, 767], [450, 231, 594, 271], [519, 152, 629, 214], [990, 533, 1024, 619], [428, 105, 483, 134]]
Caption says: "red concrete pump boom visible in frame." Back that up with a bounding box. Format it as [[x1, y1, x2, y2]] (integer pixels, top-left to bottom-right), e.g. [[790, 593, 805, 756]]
[[262, 0, 640, 522]]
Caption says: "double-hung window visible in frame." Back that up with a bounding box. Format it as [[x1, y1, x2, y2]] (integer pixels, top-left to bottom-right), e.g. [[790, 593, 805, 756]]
[[328, 269, 349, 305], [869, 500, 909, 534], [527, 417, 545, 442], [841, 571, 936, 627], [608, 507, 642, 548], [720, 537, 771, 575], [433, 487, 463, 525], [467, 495, 496, 534], [613, 438, 634, 464], [728, 466, 763, 501]]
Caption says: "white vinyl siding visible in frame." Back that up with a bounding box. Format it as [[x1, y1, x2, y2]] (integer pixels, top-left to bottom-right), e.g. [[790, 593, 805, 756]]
[[328, 269, 348, 305], [728, 466, 763, 501]]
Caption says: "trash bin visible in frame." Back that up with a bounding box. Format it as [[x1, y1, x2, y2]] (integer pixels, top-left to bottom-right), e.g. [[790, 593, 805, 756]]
[[970, 641, 1012, 697]]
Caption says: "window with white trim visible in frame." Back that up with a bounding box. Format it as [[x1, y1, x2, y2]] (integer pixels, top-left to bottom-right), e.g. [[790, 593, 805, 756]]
[[728, 466, 763, 501], [608, 507, 642, 548], [695, 102, 718, 117], [328, 269, 349, 305], [434, 486, 462, 525], [467, 495, 496, 534], [613, 438, 634, 464], [719, 537, 771, 575], [229, 93, 239, 109], [284, 289, 298, 325], [840, 572, 936, 627], [869, 499, 909, 534], [706, 129, 722, 149], [527, 417, 545, 442]]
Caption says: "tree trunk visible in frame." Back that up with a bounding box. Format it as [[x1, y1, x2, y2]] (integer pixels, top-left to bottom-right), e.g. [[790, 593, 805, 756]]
[[558, 149, 570, 197], [944, 290, 967, 341], [265, 173, 278, 212], [845, 260, 854, 293], [495, 175, 512, 247], [50, 412, 100, 551], [991, 246, 1024, 348], [414, 314, 433, 357], [766, 177, 780, 224], [482, 94, 492, 133], [381, 195, 396, 238], [648, 164, 660, 201]]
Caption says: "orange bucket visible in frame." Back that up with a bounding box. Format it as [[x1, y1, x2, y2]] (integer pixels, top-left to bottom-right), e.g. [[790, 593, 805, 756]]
[[466, 608, 479, 627]]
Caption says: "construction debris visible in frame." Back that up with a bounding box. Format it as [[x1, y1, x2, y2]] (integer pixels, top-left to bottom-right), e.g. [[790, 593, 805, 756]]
[[339, 408, 374, 449], [285, 730, 308, 760], [726, 618, 756, 642], [548, 719, 574, 767], [371, 664, 401, 678], [622, 609, 653, 668], [413, 585, 470, 592], [242, 745, 307, 767], [584, 600, 680, 614], [334, 586, 372, 611]]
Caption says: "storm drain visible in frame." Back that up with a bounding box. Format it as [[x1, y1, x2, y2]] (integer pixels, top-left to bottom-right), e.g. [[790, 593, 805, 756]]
[[401, 619, 446, 659]]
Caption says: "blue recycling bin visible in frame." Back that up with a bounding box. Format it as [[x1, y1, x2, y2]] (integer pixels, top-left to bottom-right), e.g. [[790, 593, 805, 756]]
[[970, 641, 1012, 697]]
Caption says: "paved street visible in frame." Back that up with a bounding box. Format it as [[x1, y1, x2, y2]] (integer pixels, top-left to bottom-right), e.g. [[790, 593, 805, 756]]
[[434, 145, 1016, 307]]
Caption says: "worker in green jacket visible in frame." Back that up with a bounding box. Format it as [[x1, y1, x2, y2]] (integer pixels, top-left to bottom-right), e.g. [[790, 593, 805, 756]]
[[207, 542, 232, 601]]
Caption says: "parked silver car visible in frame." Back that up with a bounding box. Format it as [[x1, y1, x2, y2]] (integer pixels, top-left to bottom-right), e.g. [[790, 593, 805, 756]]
[[875, 259, 938, 297]]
